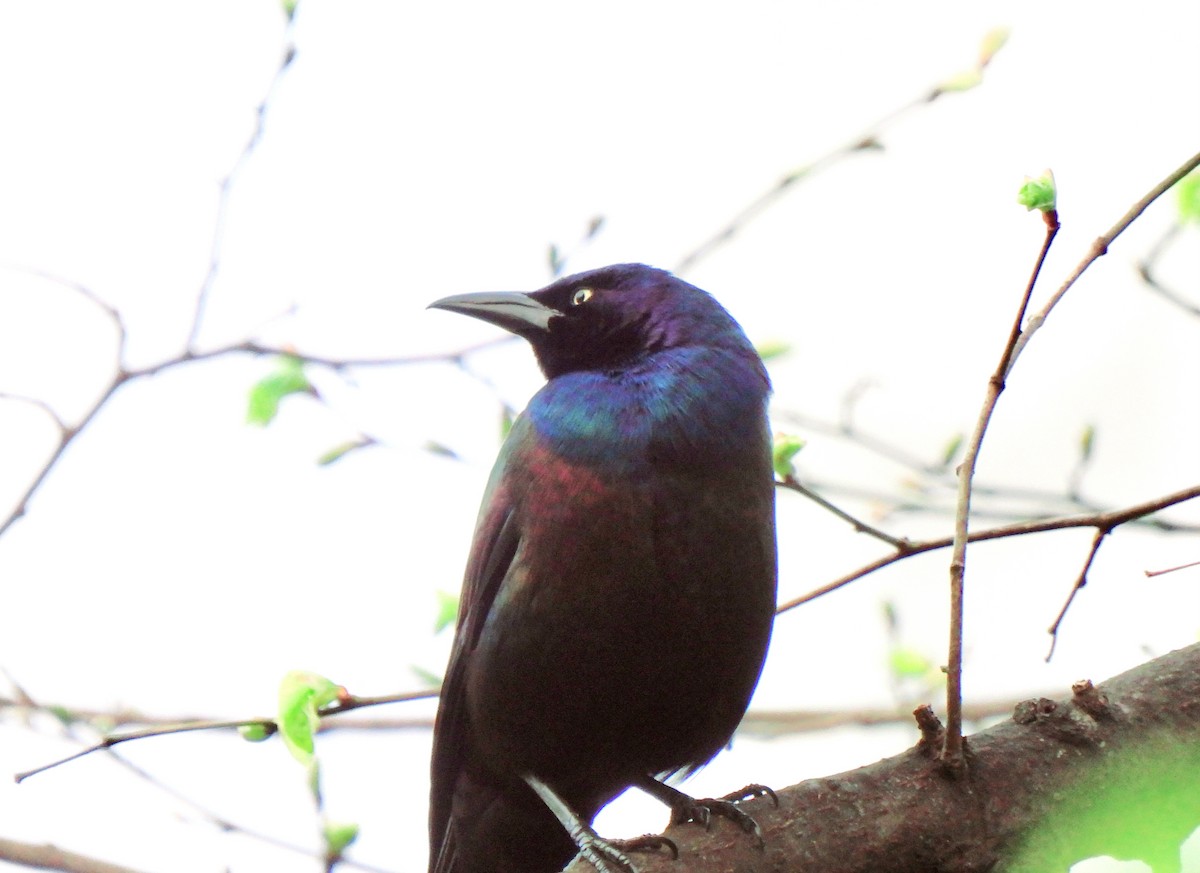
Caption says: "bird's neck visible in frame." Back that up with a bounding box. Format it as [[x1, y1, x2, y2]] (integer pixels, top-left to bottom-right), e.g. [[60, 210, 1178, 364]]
[[526, 346, 770, 473]]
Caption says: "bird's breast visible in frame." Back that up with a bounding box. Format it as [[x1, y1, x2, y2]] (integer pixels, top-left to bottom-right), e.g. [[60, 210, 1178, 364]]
[[465, 425, 776, 788]]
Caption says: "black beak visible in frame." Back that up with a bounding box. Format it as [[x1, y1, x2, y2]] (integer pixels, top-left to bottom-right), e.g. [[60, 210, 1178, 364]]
[[428, 292, 557, 338]]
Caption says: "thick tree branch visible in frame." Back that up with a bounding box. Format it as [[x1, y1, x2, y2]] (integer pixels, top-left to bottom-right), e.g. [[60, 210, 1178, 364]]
[[568, 641, 1200, 873]]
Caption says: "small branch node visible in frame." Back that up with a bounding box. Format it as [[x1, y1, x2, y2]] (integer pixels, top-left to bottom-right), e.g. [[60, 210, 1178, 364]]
[[913, 704, 945, 754], [1071, 679, 1115, 721]]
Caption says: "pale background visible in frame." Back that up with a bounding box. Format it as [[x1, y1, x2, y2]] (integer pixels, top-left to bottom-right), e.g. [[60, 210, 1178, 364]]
[[0, 2, 1197, 872]]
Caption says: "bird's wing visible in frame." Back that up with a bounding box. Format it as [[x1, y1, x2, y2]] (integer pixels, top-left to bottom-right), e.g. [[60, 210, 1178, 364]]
[[429, 456, 522, 873]]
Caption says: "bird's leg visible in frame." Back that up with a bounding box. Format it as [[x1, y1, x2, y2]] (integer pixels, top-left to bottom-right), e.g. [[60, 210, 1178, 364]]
[[637, 776, 778, 848], [524, 775, 672, 873]]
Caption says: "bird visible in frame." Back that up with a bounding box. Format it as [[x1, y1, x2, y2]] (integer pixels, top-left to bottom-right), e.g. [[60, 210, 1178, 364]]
[[427, 263, 777, 873]]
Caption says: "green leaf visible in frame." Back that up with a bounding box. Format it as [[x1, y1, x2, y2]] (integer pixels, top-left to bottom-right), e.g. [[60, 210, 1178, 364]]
[[435, 591, 460, 634], [281, 0, 297, 19], [277, 671, 343, 766], [1177, 170, 1200, 224], [238, 723, 274, 742], [978, 27, 1010, 67], [881, 600, 899, 632], [410, 664, 443, 688], [423, 440, 461, 461], [247, 356, 312, 426], [889, 647, 932, 679], [1008, 735, 1200, 872], [772, 433, 806, 479], [499, 406, 514, 441], [1018, 171, 1057, 213], [585, 215, 606, 239], [1078, 424, 1096, 463], [940, 69, 983, 93], [317, 437, 373, 466], [323, 821, 360, 857], [755, 340, 792, 362], [940, 432, 964, 467]]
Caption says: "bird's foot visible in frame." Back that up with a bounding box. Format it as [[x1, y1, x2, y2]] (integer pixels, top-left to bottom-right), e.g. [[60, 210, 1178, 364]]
[[570, 829, 677, 873], [525, 774, 665, 873], [610, 833, 679, 860], [639, 776, 777, 849], [572, 830, 638, 873]]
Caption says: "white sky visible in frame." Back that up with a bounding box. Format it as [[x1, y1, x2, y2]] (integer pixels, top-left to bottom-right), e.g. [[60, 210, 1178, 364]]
[[0, 2, 1198, 872]]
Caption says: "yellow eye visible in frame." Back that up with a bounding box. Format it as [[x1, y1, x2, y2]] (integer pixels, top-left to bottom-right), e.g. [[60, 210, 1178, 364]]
[[571, 288, 594, 306]]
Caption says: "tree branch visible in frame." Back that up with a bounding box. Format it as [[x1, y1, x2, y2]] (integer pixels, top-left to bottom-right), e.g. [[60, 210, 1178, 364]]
[[567, 641, 1200, 873], [775, 482, 1200, 614], [943, 205, 1059, 767], [186, 24, 297, 351], [0, 837, 152, 873], [1010, 148, 1200, 366], [674, 29, 1007, 274]]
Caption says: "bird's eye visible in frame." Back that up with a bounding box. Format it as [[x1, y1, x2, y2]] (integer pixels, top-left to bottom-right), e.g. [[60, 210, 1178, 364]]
[[571, 288, 594, 306]]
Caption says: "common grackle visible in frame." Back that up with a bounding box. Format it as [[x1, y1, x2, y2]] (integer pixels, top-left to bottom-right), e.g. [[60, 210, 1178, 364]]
[[427, 264, 777, 872]]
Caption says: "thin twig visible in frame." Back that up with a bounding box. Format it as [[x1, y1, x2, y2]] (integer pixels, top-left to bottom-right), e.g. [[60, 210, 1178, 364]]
[[775, 483, 1200, 614], [942, 206, 1059, 770], [101, 748, 396, 873], [1137, 222, 1200, 318], [0, 390, 68, 431], [1044, 527, 1109, 660], [3, 680, 398, 873], [0, 334, 510, 539], [1145, 558, 1200, 578], [14, 690, 438, 783], [14, 719, 272, 783], [186, 32, 298, 352], [0, 381, 122, 540], [775, 410, 1200, 532], [1010, 149, 1200, 367], [674, 63, 1000, 273], [776, 476, 911, 549]]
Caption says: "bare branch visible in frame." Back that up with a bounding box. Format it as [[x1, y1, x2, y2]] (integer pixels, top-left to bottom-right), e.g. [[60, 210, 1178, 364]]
[[1045, 527, 1109, 660], [775, 483, 1200, 614], [186, 30, 298, 352], [1145, 558, 1200, 578], [1137, 222, 1200, 317], [0, 333, 511, 539], [674, 33, 1006, 274], [0, 391, 67, 432], [0, 838, 152, 873], [943, 206, 1059, 768], [0, 265, 128, 364], [13, 689, 438, 783], [776, 476, 910, 549], [0, 382, 122, 540]]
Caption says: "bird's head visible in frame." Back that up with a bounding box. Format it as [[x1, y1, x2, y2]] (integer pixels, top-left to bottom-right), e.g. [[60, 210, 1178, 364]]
[[429, 264, 756, 380]]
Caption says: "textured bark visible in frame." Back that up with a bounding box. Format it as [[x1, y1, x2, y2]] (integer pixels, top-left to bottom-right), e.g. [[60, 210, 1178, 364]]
[[567, 641, 1200, 873]]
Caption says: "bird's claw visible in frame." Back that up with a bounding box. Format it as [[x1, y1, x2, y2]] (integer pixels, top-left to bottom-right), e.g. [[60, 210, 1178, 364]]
[[668, 783, 777, 848], [576, 829, 678, 872], [575, 832, 638, 873], [612, 833, 680, 860], [724, 782, 779, 808]]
